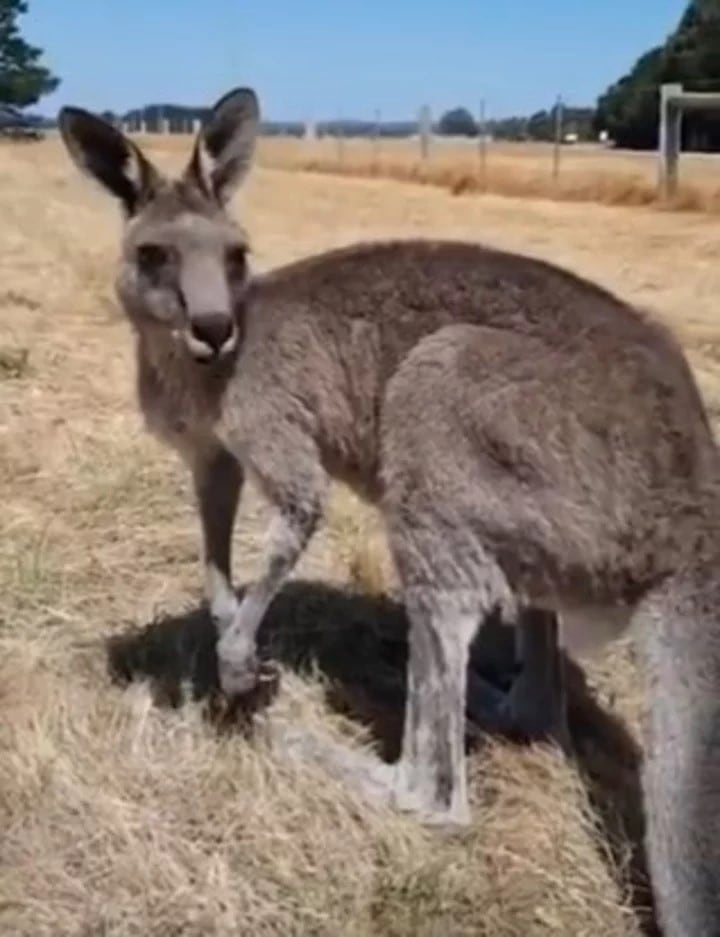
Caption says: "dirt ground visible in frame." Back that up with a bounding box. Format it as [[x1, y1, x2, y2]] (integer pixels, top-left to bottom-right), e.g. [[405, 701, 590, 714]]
[[2, 135, 720, 936]]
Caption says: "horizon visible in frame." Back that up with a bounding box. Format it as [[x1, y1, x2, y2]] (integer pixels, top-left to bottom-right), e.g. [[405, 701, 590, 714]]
[[24, 1, 685, 121]]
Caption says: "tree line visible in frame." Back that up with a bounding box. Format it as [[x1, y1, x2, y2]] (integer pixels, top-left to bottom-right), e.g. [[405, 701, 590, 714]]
[[595, 0, 720, 149], [5, 0, 720, 151], [92, 103, 599, 143]]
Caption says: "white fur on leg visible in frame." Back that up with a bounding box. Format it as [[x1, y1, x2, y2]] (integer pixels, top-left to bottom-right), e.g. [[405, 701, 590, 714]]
[[392, 592, 478, 829], [392, 760, 471, 829], [217, 589, 270, 695], [216, 509, 311, 696], [205, 563, 240, 635]]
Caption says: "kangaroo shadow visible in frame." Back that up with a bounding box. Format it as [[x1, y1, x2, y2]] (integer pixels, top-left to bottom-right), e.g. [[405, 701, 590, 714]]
[[105, 578, 658, 937]]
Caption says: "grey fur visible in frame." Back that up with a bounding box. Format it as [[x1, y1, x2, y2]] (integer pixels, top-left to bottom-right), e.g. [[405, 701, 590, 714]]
[[59, 89, 720, 936]]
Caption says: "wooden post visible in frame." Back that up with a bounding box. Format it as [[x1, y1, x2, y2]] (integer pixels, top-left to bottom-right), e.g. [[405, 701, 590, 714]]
[[372, 108, 381, 166], [335, 119, 344, 163], [419, 104, 432, 160], [659, 82, 683, 199], [552, 94, 564, 182], [478, 98, 488, 187]]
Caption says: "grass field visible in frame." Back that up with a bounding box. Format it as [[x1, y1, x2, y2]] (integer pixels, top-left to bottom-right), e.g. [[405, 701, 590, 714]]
[[2, 134, 720, 936], [250, 134, 720, 212]]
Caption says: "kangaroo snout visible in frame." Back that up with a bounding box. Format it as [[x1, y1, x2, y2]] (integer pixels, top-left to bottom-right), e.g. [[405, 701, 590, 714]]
[[186, 313, 237, 361]]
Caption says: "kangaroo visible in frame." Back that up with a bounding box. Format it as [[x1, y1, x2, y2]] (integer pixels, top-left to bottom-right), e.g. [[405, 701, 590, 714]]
[[59, 88, 720, 936]]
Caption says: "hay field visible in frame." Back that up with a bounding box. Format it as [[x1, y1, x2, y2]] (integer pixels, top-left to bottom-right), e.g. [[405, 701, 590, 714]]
[[250, 133, 720, 212], [2, 133, 720, 937]]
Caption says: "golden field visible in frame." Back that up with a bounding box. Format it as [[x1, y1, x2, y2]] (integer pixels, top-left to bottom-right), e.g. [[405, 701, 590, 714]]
[[2, 132, 720, 936], [252, 134, 720, 212]]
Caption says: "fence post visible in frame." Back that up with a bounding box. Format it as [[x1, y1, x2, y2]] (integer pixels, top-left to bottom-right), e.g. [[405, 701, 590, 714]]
[[552, 94, 564, 181], [372, 108, 381, 167], [419, 104, 432, 160], [335, 122, 344, 163], [659, 82, 683, 199], [478, 98, 488, 187]]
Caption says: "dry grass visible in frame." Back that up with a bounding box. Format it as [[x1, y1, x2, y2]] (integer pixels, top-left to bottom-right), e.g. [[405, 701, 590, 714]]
[[252, 135, 720, 214], [120, 130, 720, 213], [3, 134, 720, 935]]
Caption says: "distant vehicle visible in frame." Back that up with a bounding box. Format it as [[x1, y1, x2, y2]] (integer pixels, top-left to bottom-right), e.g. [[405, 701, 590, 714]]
[[0, 105, 44, 141]]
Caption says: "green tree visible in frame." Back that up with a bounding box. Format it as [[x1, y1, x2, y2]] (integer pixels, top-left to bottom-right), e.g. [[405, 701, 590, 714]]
[[437, 107, 477, 137], [594, 47, 665, 148], [595, 1, 720, 149], [0, 0, 59, 107]]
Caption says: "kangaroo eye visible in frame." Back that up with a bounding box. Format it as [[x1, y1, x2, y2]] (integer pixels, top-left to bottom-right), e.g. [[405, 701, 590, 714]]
[[136, 243, 170, 274], [225, 245, 247, 275]]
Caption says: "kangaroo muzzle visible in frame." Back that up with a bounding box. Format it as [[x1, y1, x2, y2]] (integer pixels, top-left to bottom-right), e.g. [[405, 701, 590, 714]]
[[185, 313, 238, 361]]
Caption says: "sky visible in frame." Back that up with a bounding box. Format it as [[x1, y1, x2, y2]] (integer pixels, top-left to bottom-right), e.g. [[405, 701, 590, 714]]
[[24, 1, 686, 120]]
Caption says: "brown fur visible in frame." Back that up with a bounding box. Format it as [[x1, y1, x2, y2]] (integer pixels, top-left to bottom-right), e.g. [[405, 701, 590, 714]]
[[59, 88, 720, 937]]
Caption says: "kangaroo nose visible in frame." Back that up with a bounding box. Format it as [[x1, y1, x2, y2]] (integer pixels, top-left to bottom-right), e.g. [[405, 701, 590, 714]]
[[190, 314, 233, 353]]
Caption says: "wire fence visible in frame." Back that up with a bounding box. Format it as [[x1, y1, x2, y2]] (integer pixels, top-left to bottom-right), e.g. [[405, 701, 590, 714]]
[[120, 86, 720, 206], [125, 95, 594, 183]]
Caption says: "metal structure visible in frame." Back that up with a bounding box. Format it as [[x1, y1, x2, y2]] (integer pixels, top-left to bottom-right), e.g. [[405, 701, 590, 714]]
[[658, 81, 720, 198]]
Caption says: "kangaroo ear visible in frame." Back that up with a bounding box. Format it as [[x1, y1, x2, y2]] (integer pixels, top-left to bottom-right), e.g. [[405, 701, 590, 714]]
[[185, 87, 260, 205], [58, 107, 160, 216]]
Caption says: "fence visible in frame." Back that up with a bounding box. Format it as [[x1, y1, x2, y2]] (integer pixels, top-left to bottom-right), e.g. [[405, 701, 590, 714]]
[[125, 96, 587, 182], [124, 93, 720, 207]]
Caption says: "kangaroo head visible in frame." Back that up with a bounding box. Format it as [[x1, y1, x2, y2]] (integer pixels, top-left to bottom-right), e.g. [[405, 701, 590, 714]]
[[58, 88, 259, 363]]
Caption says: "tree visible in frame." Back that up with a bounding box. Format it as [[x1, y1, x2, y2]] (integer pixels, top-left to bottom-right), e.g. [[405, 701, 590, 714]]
[[0, 0, 59, 107], [437, 107, 477, 137], [594, 47, 665, 149], [595, 1, 720, 150]]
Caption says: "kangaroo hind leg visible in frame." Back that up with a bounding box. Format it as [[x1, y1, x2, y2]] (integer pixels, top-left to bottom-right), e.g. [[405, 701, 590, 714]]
[[464, 607, 570, 754], [388, 508, 515, 828], [505, 608, 570, 751]]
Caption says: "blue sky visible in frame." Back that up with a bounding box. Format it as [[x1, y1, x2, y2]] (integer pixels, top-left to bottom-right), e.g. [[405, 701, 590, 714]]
[[25, 1, 685, 119]]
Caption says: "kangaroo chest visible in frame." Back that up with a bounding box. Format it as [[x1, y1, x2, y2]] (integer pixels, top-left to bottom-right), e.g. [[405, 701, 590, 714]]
[[136, 344, 224, 457]]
